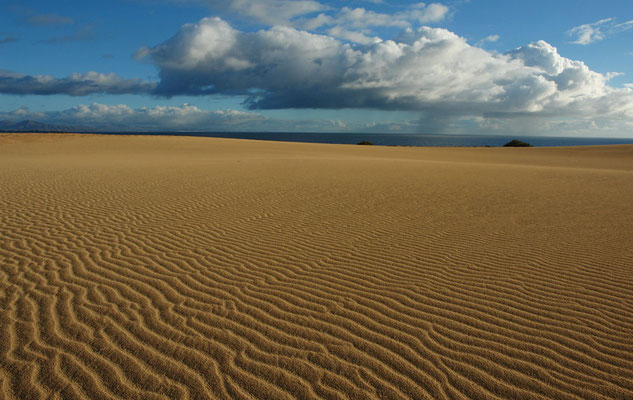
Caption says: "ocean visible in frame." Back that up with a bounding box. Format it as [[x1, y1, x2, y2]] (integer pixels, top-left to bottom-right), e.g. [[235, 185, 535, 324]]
[[104, 131, 633, 147]]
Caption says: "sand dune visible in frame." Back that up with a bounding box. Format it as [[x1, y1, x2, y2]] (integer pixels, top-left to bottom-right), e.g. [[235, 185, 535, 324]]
[[1, 133, 632, 399]]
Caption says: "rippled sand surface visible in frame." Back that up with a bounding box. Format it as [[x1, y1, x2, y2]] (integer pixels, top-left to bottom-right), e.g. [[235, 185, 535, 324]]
[[1, 133, 632, 399]]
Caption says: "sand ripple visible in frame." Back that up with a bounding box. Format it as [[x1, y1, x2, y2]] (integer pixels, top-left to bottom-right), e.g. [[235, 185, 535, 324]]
[[1, 134, 632, 399]]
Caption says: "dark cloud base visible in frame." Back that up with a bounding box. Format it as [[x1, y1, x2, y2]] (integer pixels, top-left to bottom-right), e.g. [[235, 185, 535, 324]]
[[0, 70, 155, 96]]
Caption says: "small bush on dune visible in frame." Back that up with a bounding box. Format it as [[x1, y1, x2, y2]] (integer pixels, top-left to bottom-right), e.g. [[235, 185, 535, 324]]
[[503, 139, 532, 147], [357, 140, 373, 145]]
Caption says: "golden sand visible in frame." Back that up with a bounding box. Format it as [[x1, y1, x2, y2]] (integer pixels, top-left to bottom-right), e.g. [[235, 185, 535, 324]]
[[1, 133, 632, 399]]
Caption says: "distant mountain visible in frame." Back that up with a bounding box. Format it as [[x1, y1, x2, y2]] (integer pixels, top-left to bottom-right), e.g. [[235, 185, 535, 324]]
[[0, 120, 85, 132]]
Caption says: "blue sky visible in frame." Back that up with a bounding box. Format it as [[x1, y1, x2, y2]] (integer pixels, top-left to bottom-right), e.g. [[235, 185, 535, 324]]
[[1, 0, 632, 136]]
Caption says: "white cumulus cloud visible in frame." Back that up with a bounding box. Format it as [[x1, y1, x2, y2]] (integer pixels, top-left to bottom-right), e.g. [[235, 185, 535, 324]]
[[136, 17, 633, 126]]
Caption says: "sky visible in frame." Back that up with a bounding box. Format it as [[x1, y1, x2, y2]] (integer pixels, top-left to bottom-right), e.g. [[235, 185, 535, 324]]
[[1, 0, 632, 137]]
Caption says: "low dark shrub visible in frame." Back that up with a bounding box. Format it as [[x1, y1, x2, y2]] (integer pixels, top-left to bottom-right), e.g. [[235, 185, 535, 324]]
[[357, 140, 373, 145], [503, 139, 532, 147]]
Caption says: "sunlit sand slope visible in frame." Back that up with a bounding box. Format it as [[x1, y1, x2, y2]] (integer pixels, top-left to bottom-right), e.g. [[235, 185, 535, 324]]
[[1, 133, 632, 399]]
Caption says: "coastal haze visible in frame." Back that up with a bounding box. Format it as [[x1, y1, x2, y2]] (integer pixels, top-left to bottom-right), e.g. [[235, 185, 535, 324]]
[[1, 133, 632, 399]]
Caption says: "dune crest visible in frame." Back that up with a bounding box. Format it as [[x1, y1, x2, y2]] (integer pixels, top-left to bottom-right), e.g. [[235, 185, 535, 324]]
[[1, 133, 632, 399]]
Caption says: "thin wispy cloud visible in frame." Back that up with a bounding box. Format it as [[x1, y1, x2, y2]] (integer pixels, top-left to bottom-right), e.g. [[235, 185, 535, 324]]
[[38, 25, 97, 44], [409, 2, 450, 24], [325, 26, 381, 45], [170, 0, 326, 26], [475, 34, 499, 46], [569, 17, 633, 45], [0, 34, 17, 45], [337, 3, 448, 27], [27, 13, 74, 26], [5, 5, 73, 26], [229, 0, 325, 25], [613, 19, 633, 34], [302, 3, 449, 43]]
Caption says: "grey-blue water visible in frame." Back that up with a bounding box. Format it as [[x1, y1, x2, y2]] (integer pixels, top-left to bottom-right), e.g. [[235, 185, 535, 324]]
[[106, 131, 633, 147]]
